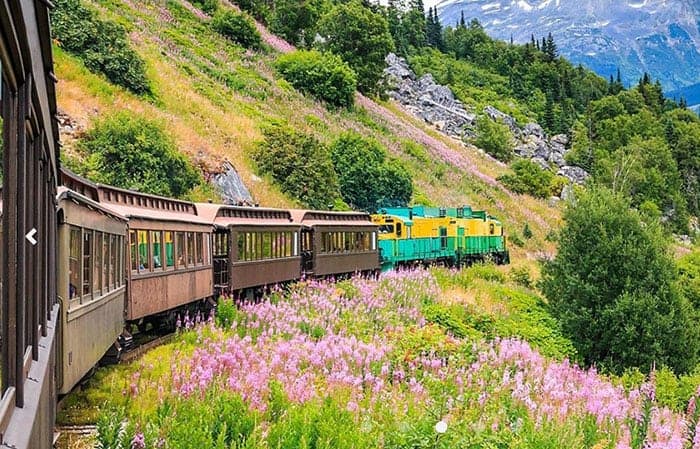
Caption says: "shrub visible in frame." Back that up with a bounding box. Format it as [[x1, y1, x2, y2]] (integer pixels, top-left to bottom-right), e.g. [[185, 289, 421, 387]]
[[498, 159, 555, 198], [211, 9, 261, 49], [522, 223, 533, 239], [251, 125, 339, 209], [510, 266, 532, 288], [51, 0, 151, 96], [78, 112, 201, 197], [215, 296, 237, 328], [473, 115, 514, 162], [190, 0, 219, 15], [275, 50, 357, 108], [329, 132, 413, 211]]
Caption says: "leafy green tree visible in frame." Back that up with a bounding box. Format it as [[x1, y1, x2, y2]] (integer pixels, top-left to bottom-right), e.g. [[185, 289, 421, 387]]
[[565, 120, 596, 171], [275, 50, 357, 108], [211, 9, 262, 49], [664, 109, 700, 216], [252, 125, 339, 209], [497, 159, 554, 198], [51, 0, 151, 95], [317, 1, 395, 95], [269, 0, 326, 47], [79, 113, 201, 197], [541, 187, 700, 374], [473, 116, 514, 162], [330, 132, 412, 210], [595, 136, 686, 229]]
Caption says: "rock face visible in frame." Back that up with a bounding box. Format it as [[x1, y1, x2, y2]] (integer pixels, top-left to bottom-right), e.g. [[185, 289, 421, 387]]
[[211, 162, 254, 206], [384, 53, 590, 187], [385, 53, 476, 140]]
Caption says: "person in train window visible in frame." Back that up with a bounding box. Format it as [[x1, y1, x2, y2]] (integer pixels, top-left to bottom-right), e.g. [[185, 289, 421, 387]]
[[69, 282, 77, 299], [153, 254, 161, 268], [139, 257, 145, 271]]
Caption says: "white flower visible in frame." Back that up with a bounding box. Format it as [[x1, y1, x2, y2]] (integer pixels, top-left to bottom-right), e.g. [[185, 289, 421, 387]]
[[435, 420, 448, 434]]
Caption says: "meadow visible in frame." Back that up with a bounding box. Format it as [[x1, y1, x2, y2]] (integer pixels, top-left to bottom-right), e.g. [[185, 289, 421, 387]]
[[59, 267, 700, 449]]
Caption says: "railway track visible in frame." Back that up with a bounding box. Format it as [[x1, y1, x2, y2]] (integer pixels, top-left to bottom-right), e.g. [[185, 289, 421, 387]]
[[120, 331, 175, 363]]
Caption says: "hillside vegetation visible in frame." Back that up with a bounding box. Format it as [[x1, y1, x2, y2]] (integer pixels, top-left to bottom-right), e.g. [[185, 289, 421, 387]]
[[51, 0, 560, 260]]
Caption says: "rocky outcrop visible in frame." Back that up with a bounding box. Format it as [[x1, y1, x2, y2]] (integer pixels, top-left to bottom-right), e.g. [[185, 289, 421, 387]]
[[211, 162, 254, 206], [384, 53, 591, 188], [385, 53, 476, 140]]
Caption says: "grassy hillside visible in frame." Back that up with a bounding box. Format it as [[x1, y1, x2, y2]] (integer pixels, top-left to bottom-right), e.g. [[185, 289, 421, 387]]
[[54, 0, 560, 261]]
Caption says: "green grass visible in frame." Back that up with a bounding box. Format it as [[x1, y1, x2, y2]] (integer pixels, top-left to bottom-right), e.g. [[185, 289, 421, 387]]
[[56, 0, 562, 253]]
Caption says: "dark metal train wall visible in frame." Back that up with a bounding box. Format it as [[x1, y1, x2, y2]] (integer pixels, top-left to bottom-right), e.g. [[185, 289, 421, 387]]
[[0, 1, 60, 448]]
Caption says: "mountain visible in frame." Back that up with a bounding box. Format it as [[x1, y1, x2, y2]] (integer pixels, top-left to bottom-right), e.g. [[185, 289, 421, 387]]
[[668, 81, 700, 111], [435, 0, 700, 93]]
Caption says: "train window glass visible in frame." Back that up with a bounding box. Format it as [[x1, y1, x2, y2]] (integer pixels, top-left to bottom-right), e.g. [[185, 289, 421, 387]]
[[271, 233, 278, 258], [138, 230, 149, 272], [262, 233, 271, 259], [489, 223, 495, 235], [284, 232, 291, 257], [130, 231, 137, 272], [396, 223, 403, 237], [176, 232, 186, 268], [237, 233, 244, 261], [255, 232, 262, 260], [118, 236, 124, 285], [94, 232, 103, 296], [294, 232, 299, 256], [151, 231, 163, 270], [82, 231, 92, 300], [372, 232, 376, 250], [186, 232, 195, 266], [110, 235, 117, 289], [164, 231, 174, 268], [196, 233, 204, 265], [203, 233, 210, 264], [69, 227, 81, 299], [102, 234, 109, 292], [243, 233, 250, 261]]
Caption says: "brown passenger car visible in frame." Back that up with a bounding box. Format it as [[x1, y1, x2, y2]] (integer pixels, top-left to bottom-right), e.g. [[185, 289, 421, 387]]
[[56, 187, 127, 394], [292, 210, 380, 277], [198, 204, 302, 293], [98, 186, 214, 322]]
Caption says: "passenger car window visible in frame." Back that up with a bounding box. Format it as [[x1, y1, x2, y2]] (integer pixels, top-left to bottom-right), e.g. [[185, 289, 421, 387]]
[[69, 227, 80, 299]]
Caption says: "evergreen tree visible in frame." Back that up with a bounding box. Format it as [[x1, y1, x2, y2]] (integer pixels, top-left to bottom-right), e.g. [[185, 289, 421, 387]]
[[402, 0, 427, 50], [544, 32, 557, 61], [459, 10, 465, 28], [426, 6, 443, 50]]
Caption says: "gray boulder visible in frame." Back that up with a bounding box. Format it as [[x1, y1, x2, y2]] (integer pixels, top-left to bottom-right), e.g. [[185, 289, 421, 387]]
[[212, 162, 254, 206], [557, 166, 589, 185]]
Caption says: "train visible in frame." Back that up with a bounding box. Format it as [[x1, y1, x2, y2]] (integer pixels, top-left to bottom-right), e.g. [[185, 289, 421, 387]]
[[0, 4, 508, 446], [56, 169, 510, 397], [372, 205, 510, 270]]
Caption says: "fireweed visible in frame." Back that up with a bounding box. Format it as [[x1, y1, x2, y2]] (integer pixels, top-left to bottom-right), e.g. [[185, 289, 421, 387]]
[[101, 270, 699, 448]]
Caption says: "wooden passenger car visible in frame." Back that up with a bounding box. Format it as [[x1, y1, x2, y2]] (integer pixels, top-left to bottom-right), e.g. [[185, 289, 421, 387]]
[[292, 210, 379, 277], [56, 188, 127, 394], [198, 204, 302, 293], [97, 186, 214, 322], [1, 1, 61, 447]]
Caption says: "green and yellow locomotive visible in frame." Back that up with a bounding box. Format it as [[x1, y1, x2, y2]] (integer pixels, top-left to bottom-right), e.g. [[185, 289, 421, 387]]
[[371, 206, 509, 271]]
